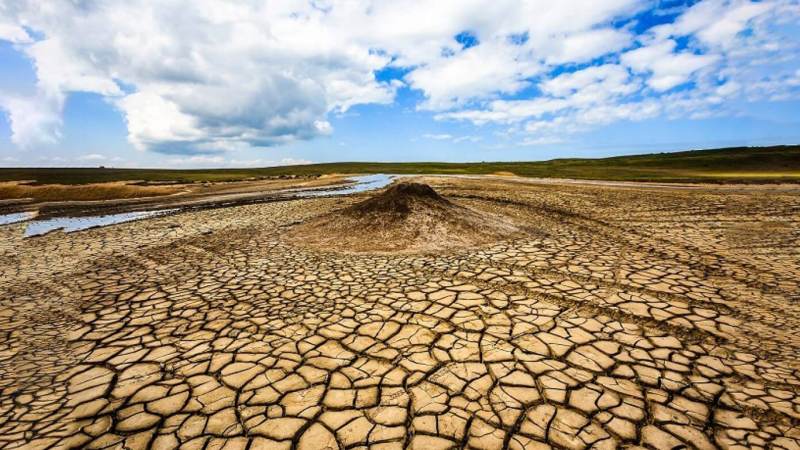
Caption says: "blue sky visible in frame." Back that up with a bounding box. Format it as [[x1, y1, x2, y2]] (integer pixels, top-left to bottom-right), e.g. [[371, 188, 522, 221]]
[[1, 0, 799, 168]]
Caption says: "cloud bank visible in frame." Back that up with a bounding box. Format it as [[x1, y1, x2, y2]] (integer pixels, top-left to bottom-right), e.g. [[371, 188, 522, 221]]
[[0, 0, 798, 154]]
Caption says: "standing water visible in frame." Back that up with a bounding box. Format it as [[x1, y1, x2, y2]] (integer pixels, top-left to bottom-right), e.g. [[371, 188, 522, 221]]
[[288, 174, 394, 197], [24, 209, 179, 237], [16, 174, 395, 237], [0, 211, 36, 226]]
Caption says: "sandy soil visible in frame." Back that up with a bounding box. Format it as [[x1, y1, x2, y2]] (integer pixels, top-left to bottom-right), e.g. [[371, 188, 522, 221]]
[[1, 176, 799, 449]]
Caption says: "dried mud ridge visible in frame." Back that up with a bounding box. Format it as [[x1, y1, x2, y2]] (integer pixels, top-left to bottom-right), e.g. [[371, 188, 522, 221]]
[[1, 177, 800, 449], [286, 182, 520, 253]]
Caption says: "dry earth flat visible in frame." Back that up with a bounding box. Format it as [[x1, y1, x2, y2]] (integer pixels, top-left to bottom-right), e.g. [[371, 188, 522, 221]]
[[1, 176, 799, 449]]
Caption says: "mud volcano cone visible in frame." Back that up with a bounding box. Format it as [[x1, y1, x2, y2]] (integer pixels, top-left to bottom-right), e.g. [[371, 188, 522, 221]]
[[286, 182, 519, 253], [346, 182, 455, 217]]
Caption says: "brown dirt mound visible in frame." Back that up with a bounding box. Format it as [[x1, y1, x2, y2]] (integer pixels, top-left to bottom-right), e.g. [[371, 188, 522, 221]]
[[286, 182, 520, 253]]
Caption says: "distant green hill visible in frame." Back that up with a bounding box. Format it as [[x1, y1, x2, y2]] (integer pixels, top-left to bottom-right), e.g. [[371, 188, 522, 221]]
[[1, 145, 799, 185]]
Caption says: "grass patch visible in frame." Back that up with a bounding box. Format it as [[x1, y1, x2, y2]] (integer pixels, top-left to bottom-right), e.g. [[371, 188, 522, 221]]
[[0, 182, 181, 202], [1, 145, 798, 185]]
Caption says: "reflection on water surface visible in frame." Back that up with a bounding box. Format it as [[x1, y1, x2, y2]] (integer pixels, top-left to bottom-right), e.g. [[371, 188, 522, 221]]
[[17, 174, 394, 237]]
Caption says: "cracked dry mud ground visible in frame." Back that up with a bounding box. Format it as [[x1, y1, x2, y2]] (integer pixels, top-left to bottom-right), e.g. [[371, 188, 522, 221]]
[[1, 177, 799, 450]]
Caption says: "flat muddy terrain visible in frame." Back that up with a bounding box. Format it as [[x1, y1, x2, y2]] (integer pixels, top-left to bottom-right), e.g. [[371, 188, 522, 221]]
[[1, 176, 799, 449]]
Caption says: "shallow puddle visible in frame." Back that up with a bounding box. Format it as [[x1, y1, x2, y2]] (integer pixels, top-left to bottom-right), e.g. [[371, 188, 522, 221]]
[[25, 209, 178, 237], [0, 211, 37, 226], [20, 174, 394, 237], [285, 173, 394, 197]]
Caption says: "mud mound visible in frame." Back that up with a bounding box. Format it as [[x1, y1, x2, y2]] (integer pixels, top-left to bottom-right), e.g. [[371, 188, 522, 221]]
[[345, 182, 452, 217], [286, 182, 520, 253]]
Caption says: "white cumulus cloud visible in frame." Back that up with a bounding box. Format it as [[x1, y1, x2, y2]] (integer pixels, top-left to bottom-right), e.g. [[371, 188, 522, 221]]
[[621, 39, 719, 91], [0, 0, 797, 154]]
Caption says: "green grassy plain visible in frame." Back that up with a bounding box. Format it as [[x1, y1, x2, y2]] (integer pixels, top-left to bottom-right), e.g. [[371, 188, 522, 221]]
[[1, 145, 798, 185]]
